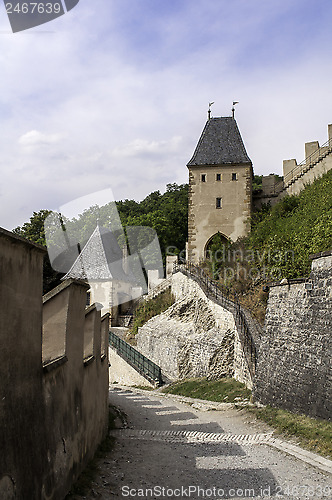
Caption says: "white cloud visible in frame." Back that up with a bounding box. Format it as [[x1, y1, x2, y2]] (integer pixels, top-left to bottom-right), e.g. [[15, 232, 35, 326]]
[[111, 136, 183, 158], [1, 0, 332, 230], [18, 130, 62, 147]]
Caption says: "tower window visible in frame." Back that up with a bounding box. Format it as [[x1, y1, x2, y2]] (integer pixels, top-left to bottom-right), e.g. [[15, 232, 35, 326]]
[[232, 172, 238, 181], [216, 173, 222, 181], [86, 291, 91, 307], [201, 174, 206, 182], [216, 197, 222, 209]]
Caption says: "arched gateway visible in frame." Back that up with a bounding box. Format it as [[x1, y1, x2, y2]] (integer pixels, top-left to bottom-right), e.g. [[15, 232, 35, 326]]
[[187, 116, 253, 264], [204, 232, 230, 260]]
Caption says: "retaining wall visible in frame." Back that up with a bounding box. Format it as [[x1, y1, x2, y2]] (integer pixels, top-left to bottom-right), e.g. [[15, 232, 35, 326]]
[[253, 251, 331, 420]]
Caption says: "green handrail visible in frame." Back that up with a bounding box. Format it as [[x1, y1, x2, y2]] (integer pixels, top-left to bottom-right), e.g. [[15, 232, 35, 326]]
[[109, 331, 163, 386]]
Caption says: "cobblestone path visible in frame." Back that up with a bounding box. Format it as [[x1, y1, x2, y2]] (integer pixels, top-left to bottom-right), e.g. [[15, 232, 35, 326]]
[[75, 386, 332, 499]]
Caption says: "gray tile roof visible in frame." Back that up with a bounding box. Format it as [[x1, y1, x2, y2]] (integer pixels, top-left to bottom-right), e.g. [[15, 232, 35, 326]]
[[187, 117, 251, 166], [63, 224, 135, 282]]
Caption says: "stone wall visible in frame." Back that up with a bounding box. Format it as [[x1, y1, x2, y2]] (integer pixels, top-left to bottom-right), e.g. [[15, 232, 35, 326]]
[[137, 271, 252, 388], [253, 251, 331, 420], [283, 124, 332, 196], [0, 228, 109, 499], [253, 124, 332, 209]]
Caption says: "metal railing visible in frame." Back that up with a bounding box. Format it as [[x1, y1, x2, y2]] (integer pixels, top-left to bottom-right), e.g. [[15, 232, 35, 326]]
[[109, 331, 163, 386], [173, 261, 257, 378]]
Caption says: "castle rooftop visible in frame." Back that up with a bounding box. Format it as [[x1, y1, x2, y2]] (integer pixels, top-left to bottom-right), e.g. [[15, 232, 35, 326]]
[[63, 224, 135, 282], [187, 117, 251, 166]]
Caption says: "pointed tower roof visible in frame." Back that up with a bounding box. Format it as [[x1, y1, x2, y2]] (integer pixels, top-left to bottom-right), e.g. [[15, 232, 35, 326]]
[[187, 117, 251, 166], [62, 224, 134, 282]]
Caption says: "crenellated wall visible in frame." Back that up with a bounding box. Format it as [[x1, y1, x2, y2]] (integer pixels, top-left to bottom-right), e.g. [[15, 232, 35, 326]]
[[253, 124, 332, 209], [0, 228, 109, 500], [283, 123, 332, 196]]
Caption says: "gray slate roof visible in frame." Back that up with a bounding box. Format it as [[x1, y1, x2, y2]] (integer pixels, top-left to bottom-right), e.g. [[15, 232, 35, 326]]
[[63, 224, 134, 282], [187, 117, 251, 166]]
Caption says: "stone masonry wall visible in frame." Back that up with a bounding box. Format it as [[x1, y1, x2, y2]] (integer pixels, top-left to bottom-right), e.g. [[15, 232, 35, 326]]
[[253, 252, 331, 420], [137, 272, 252, 388]]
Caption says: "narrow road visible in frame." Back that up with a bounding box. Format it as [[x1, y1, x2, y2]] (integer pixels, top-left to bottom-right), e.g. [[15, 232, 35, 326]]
[[79, 385, 332, 499]]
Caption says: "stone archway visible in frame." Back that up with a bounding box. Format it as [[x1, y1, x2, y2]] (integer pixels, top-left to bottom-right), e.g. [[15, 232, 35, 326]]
[[204, 232, 230, 261]]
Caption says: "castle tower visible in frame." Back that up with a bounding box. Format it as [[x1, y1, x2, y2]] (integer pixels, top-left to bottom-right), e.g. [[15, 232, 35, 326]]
[[187, 116, 253, 263]]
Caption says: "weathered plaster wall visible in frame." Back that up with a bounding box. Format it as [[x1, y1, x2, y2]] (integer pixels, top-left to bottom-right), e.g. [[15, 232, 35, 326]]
[[0, 228, 109, 500], [253, 252, 331, 420], [137, 272, 252, 387], [43, 281, 109, 499], [0, 229, 47, 500]]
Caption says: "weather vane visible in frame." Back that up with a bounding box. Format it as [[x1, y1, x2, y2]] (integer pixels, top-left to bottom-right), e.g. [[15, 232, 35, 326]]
[[232, 101, 239, 118], [208, 101, 214, 120]]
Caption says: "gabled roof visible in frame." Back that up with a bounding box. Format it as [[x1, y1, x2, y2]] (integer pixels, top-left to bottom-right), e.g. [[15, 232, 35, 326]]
[[62, 224, 134, 282], [187, 117, 251, 166]]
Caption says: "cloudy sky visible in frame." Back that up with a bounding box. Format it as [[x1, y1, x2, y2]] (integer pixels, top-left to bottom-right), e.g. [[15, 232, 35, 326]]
[[1, 0, 332, 230]]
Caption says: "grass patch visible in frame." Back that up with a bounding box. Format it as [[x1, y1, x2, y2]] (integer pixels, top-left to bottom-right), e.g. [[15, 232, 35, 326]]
[[162, 377, 251, 403], [65, 406, 120, 497], [130, 288, 175, 338], [248, 405, 332, 458]]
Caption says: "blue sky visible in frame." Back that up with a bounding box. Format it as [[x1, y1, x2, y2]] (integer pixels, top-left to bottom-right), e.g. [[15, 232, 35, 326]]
[[1, 0, 332, 230]]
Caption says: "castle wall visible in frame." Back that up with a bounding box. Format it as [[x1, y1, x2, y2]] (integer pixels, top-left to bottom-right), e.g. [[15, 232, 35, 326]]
[[284, 150, 332, 196], [0, 228, 109, 500], [253, 251, 331, 420], [188, 165, 252, 263], [254, 124, 332, 207]]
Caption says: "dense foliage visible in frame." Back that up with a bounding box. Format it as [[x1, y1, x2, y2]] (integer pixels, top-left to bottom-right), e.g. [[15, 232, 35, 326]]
[[248, 169, 332, 278], [116, 183, 188, 261]]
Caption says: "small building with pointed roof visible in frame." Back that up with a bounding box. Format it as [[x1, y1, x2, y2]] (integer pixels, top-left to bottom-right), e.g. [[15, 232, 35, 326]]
[[63, 224, 141, 321], [187, 116, 253, 263]]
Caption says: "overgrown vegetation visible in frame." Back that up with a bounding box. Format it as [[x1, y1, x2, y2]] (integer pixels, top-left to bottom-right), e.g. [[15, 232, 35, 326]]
[[249, 169, 332, 278], [248, 406, 332, 458], [128, 288, 175, 342], [162, 377, 251, 403]]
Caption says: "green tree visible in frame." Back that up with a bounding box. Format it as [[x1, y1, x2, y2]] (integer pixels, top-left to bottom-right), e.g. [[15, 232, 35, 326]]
[[13, 210, 64, 293]]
